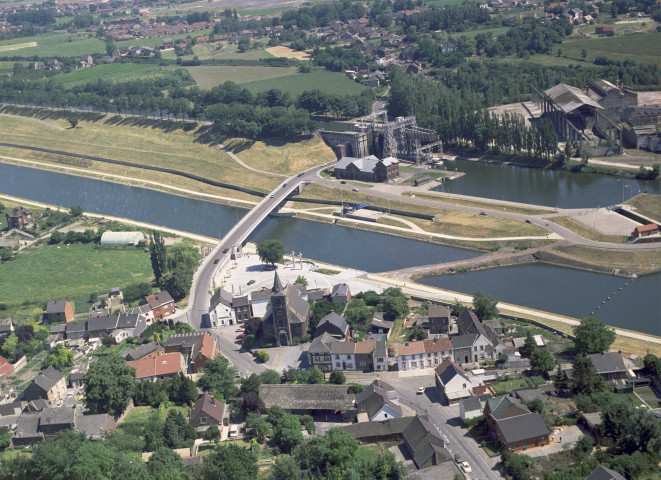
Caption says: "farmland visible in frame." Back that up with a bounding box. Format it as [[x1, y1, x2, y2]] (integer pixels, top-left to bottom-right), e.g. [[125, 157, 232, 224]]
[[53, 63, 165, 86], [558, 32, 661, 67], [183, 65, 298, 89], [242, 69, 367, 97]]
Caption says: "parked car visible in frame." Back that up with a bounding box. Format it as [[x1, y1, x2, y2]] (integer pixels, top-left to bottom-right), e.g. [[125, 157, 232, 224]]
[[270, 194, 275, 198], [214, 259, 219, 264], [247, 280, 256, 285], [236, 334, 244, 340], [298, 173, 304, 177], [460, 462, 472, 473], [352, 187, 359, 192], [223, 248, 229, 253], [479, 211, 488, 216], [235, 372, 243, 379], [525, 219, 533, 223], [416, 387, 425, 395], [454, 454, 464, 464], [340, 180, 347, 184]]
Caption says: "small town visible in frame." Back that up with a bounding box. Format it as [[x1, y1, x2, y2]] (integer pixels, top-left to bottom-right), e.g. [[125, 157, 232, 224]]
[[0, 0, 660, 478]]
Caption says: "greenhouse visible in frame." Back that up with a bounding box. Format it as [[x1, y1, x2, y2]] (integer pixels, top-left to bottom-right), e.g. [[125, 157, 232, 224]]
[[99, 231, 145, 246]]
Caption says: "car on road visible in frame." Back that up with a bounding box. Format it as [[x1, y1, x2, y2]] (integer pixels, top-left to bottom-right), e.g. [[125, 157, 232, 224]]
[[479, 211, 488, 215], [454, 454, 464, 464], [247, 279, 256, 285], [213, 258, 219, 264], [340, 180, 347, 184], [223, 248, 229, 253], [352, 187, 359, 192], [282, 183, 287, 187], [236, 334, 244, 340], [525, 219, 533, 223], [460, 461, 472, 473], [236, 328, 244, 332], [235, 371, 243, 378], [297, 173, 304, 177], [416, 387, 425, 395], [270, 194, 275, 198]]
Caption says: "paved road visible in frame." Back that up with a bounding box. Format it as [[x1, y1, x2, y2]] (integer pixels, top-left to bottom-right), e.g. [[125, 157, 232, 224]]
[[388, 375, 503, 480]]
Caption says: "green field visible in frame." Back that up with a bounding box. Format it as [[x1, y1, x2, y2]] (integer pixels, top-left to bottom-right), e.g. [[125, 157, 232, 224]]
[[242, 70, 367, 97], [184, 65, 298, 89], [560, 32, 661, 66], [0, 243, 153, 306], [53, 63, 164, 85], [195, 44, 275, 61]]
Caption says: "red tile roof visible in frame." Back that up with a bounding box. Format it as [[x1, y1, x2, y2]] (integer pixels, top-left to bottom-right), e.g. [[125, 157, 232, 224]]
[[423, 337, 453, 353], [126, 351, 183, 379]]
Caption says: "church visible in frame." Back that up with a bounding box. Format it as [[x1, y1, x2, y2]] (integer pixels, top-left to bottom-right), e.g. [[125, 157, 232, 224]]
[[261, 272, 311, 346]]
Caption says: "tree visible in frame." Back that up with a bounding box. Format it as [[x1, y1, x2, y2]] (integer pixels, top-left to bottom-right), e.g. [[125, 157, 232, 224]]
[[553, 365, 571, 392], [238, 37, 251, 52], [329, 370, 345, 385], [200, 443, 258, 480], [242, 334, 256, 349], [47, 347, 74, 370], [379, 288, 409, 320], [244, 317, 261, 336], [149, 231, 167, 284], [344, 299, 372, 330], [83, 354, 136, 417], [256, 350, 270, 363], [164, 409, 193, 448], [573, 317, 615, 354], [499, 451, 534, 480], [105, 38, 116, 56], [473, 290, 498, 320], [0, 427, 11, 451], [147, 446, 186, 480], [144, 410, 165, 451], [271, 456, 301, 480], [161, 266, 193, 301], [67, 117, 78, 129], [571, 356, 604, 395], [49, 231, 63, 244], [294, 275, 308, 286], [166, 241, 200, 273], [520, 331, 537, 358], [257, 239, 284, 266], [69, 205, 83, 217], [259, 369, 281, 384], [407, 326, 427, 341], [273, 413, 303, 453], [0, 248, 12, 263], [571, 434, 594, 462], [1, 334, 17, 359], [644, 354, 661, 377], [197, 355, 238, 401], [526, 398, 544, 413], [617, 408, 661, 455], [205, 424, 220, 442], [246, 412, 271, 443], [530, 348, 555, 376], [308, 367, 324, 384]]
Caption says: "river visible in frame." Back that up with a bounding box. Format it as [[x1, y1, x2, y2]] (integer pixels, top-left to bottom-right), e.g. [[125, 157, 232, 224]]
[[434, 159, 661, 208], [419, 264, 661, 335]]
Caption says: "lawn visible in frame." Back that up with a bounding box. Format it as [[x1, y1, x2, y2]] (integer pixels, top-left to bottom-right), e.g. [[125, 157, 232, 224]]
[[195, 44, 275, 61], [355, 444, 383, 464], [401, 191, 552, 215], [634, 387, 661, 408], [552, 245, 661, 273], [242, 70, 366, 97], [220, 135, 336, 175], [626, 193, 661, 222], [0, 33, 105, 57], [0, 112, 280, 195], [0, 243, 153, 306], [183, 65, 298, 89], [551, 217, 629, 244], [53, 63, 164, 86], [559, 32, 661, 67], [492, 378, 529, 395], [117, 404, 190, 438]]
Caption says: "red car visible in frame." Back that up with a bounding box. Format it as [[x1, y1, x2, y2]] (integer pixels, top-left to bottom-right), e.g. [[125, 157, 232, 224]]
[[236, 334, 244, 340]]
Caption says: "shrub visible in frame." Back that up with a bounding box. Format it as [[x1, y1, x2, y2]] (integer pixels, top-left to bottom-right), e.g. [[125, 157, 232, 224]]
[[256, 351, 270, 363]]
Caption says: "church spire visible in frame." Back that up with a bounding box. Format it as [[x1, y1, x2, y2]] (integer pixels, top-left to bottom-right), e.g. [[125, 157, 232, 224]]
[[272, 271, 284, 293]]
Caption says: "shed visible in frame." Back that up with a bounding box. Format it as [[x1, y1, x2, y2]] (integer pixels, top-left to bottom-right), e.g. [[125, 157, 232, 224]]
[[100, 231, 145, 246]]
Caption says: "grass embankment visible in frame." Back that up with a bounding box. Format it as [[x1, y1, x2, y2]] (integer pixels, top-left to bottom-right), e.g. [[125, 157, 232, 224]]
[[0, 111, 278, 198], [220, 135, 336, 175], [0, 242, 153, 306], [626, 193, 661, 222], [552, 217, 629, 244], [538, 244, 661, 275], [402, 191, 553, 215]]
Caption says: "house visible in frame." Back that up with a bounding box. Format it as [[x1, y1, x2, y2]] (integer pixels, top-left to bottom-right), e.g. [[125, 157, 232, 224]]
[[188, 393, 229, 435], [126, 351, 185, 382], [141, 291, 175, 320], [43, 300, 74, 324], [0, 318, 13, 338], [585, 465, 626, 480], [396, 337, 453, 371], [209, 288, 253, 326], [6, 206, 33, 229], [406, 62, 422, 75], [595, 24, 615, 35], [65, 321, 87, 340], [330, 283, 351, 304], [87, 314, 119, 339], [261, 272, 310, 347], [113, 313, 148, 342], [164, 332, 218, 373], [459, 396, 486, 422], [342, 416, 416, 444], [428, 304, 451, 335], [369, 312, 394, 337], [356, 379, 405, 421], [633, 224, 659, 237], [315, 312, 350, 340], [307, 332, 334, 372], [373, 340, 388, 371], [12, 407, 115, 446], [511, 387, 550, 405], [258, 384, 356, 420], [403, 415, 451, 469], [334, 155, 399, 183], [330, 341, 376, 371], [434, 358, 487, 404], [21, 367, 66, 403], [586, 352, 633, 381], [124, 341, 162, 361], [0, 357, 14, 381], [484, 396, 551, 451]]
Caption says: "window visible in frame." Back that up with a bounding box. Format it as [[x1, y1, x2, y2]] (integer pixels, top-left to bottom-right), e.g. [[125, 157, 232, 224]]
[[200, 416, 207, 424], [336, 363, 341, 367], [462, 383, 467, 388], [480, 345, 484, 351], [335, 355, 340, 359], [474, 346, 477, 351], [347, 364, 353, 369]]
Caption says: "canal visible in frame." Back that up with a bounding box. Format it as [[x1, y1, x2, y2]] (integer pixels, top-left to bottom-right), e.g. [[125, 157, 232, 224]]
[[434, 159, 661, 208], [418, 264, 661, 335]]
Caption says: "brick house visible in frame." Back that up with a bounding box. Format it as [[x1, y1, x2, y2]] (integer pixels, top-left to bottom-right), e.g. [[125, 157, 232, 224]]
[[43, 300, 74, 323], [141, 291, 175, 320], [6, 206, 33, 229], [126, 351, 185, 382], [633, 223, 659, 238], [334, 155, 399, 183], [164, 332, 218, 373], [189, 393, 229, 435], [428, 304, 451, 335]]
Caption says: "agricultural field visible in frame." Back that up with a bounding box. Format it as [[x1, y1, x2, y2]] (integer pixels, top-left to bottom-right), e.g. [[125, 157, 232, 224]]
[[53, 63, 164, 86], [559, 31, 661, 67], [183, 65, 298, 89], [242, 69, 367, 97], [193, 44, 274, 61], [0, 33, 105, 58], [265, 46, 310, 60], [0, 112, 280, 195], [0, 243, 153, 306]]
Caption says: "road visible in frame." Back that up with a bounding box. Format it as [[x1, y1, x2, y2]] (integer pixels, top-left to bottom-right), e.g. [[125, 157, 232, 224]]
[[388, 375, 503, 480]]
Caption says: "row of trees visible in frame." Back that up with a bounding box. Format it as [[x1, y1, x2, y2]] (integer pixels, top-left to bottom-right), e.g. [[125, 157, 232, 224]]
[[149, 232, 200, 301]]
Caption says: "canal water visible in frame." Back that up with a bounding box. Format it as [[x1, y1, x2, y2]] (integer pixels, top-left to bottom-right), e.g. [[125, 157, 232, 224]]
[[419, 264, 661, 335], [434, 159, 661, 208], [0, 163, 478, 272]]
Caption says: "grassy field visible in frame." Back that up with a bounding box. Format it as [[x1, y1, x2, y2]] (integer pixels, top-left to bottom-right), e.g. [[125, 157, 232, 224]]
[[194, 44, 274, 61], [265, 46, 310, 60], [402, 191, 553, 215], [0, 33, 105, 57], [492, 378, 529, 395], [53, 63, 164, 86], [0, 111, 279, 195], [553, 245, 661, 273], [552, 217, 629, 243], [220, 135, 336, 175], [242, 70, 366, 97], [183, 65, 298, 89], [626, 193, 661, 222], [0, 243, 152, 306], [559, 32, 661, 67]]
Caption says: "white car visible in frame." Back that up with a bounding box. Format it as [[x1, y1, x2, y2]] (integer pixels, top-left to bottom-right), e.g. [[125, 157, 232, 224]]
[[416, 387, 425, 395], [460, 461, 472, 473]]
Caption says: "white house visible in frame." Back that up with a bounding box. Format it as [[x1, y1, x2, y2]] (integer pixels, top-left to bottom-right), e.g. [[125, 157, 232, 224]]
[[434, 358, 489, 404], [459, 396, 485, 422], [396, 338, 453, 371], [356, 379, 405, 421]]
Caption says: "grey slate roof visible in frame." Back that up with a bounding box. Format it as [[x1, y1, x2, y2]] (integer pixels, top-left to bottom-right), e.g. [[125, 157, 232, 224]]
[[250, 289, 272, 302], [65, 321, 87, 334], [460, 396, 482, 413], [496, 412, 550, 444], [512, 387, 550, 405], [39, 406, 75, 428], [341, 416, 414, 441], [88, 314, 118, 332], [124, 341, 162, 361], [115, 313, 141, 329], [487, 396, 528, 420], [545, 83, 603, 113], [370, 316, 394, 330], [316, 312, 349, 336], [73, 412, 115, 440], [331, 283, 349, 299], [130, 304, 152, 316], [164, 332, 204, 350], [49, 324, 67, 335], [428, 304, 450, 319], [45, 300, 68, 314], [451, 333, 478, 349], [34, 367, 64, 393], [209, 288, 233, 310], [586, 353, 628, 375], [258, 384, 355, 411], [308, 332, 333, 354], [374, 340, 387, 358], [585, 465, 626, 480], [436, 360, 469, 386], [190, 393, 226, 424], [356, 381, 402, 419]]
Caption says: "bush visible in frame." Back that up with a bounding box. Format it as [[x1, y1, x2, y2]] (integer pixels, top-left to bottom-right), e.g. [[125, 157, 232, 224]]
[[242, 334, 256, 349], [256, 350, 270, 363]]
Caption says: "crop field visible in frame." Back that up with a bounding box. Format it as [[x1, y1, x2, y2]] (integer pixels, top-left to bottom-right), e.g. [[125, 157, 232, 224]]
[[183, 65, 298, 89], [265, 46, 310, 60], [194, 44, 274, 61], [0, 33, 105, 57], [53, 63, 164, 85], [560, 32, 661, 66], [0, 243, 153, 306], [0, 113, 280, 195], [0, 41, 37, 53], [242, 70, 366, 97]]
